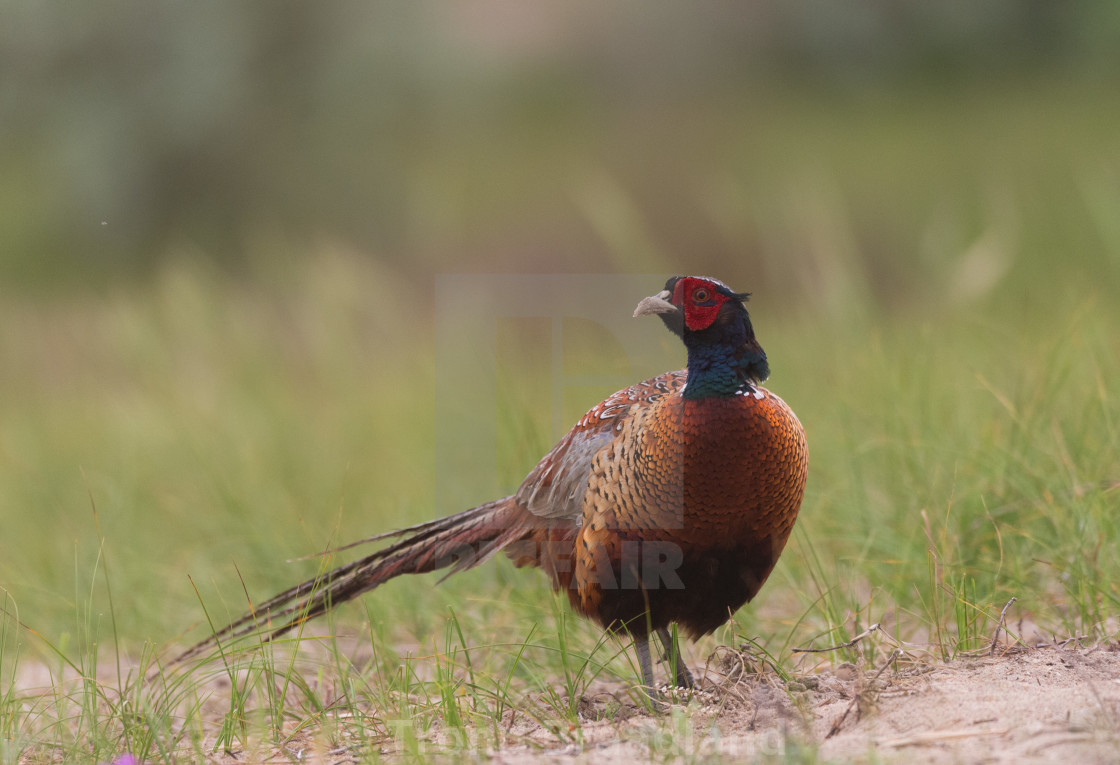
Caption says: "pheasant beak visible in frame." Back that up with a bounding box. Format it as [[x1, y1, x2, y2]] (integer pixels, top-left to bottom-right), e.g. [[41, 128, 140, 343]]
[[633, 290, 677, 318]]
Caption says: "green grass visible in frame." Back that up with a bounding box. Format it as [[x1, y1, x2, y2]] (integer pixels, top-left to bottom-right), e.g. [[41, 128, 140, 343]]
[[2, 79, 1120, 761], [2, 253, 1116, 761]]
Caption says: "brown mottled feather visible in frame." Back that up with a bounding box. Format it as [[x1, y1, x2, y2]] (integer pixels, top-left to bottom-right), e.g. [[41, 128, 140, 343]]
[[525, 374, 808, 638]]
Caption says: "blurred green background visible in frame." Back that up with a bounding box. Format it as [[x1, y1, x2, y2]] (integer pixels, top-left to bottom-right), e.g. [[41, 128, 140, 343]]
[[2, 2, 1119, 653], [4, 1, 1119, 295]]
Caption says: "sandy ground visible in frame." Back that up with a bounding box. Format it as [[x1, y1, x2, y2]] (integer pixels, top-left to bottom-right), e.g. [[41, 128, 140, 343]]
[[260, 643, 1120, 764], [13, 643, 1120, 763], [463, 644, 1120, 765]]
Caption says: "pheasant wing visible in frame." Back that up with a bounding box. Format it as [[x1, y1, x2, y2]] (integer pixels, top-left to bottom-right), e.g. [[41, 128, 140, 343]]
[[515, 371, 685, 520]]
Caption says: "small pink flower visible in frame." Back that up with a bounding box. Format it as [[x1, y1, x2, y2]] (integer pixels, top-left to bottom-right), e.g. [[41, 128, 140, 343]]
[[98, 755, 139, 765]]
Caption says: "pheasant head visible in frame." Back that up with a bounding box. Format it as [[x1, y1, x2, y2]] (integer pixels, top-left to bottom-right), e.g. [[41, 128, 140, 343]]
[[634, 276, 770, 398]]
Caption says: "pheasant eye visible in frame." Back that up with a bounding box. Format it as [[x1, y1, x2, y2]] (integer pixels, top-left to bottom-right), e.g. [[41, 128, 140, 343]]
[[693, 288, 709, 303]]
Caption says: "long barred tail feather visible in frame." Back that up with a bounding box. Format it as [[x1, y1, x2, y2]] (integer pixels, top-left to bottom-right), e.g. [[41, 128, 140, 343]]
[[171, 496, 523, 667], [286, 503, 508, 562]]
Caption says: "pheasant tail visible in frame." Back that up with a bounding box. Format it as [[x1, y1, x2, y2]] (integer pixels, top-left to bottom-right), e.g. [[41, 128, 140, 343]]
[[172, 496, 530, 665]]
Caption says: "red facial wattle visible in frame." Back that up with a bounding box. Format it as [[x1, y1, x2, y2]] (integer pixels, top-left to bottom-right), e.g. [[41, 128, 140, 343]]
[[672, 277, 730, 332]]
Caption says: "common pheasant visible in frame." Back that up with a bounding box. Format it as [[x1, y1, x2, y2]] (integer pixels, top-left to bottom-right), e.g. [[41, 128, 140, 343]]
[[175, 276, 809, 697]]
